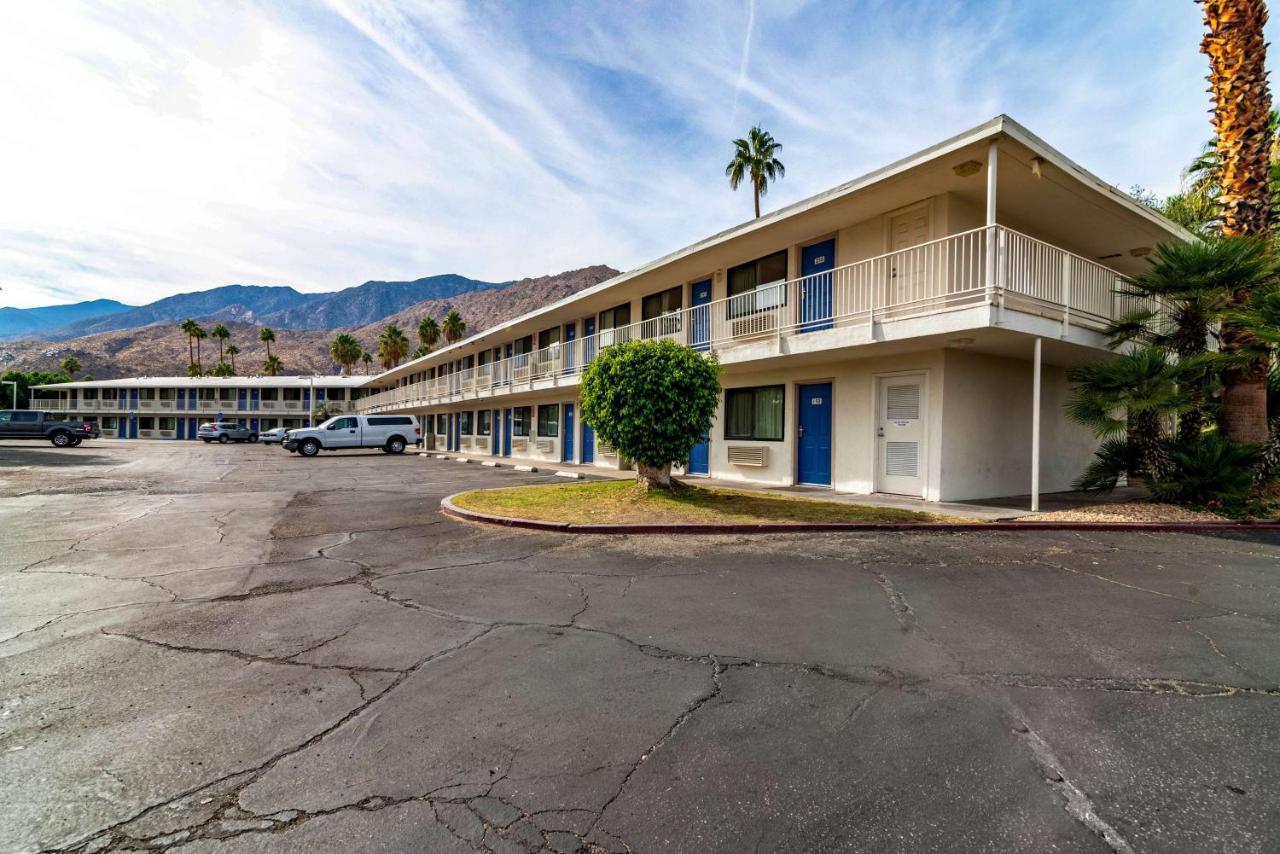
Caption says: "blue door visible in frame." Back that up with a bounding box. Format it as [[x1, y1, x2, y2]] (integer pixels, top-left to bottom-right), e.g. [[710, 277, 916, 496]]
[[581, 420, 594, 464], [562, 404, 575, 462], [188, 417, 198, 439], [448, 413, 456, 451], [176, 419, 185, 440], [687, 432, 709, 475], [689, 279, 713, 351], [502, 408, 512, 456], [583, 317, 597, 365], [564, 323, 576, 375], [800, 239, 836, 333], [797, 382, 833, 485], [250, 389, 260, 411], [128, 413, 138, 439], [492, 409, 501, 455], [117, 418, 127, 439], [238, 388, 247, 410]]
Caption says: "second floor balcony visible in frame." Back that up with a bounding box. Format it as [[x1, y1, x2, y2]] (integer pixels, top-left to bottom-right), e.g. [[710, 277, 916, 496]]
[[353, 224, 1151, 414]]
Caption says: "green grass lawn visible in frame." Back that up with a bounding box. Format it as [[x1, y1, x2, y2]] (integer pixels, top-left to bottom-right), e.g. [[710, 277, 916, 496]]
[[450, 478, 955, 525]]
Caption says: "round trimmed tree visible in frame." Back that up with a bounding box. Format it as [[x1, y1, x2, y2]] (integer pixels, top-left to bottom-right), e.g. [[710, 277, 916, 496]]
[[579, 339, 721, 489]]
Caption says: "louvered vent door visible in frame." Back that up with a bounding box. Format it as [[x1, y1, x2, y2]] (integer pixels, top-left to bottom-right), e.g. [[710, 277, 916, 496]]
[[876, 376, 925, 496]]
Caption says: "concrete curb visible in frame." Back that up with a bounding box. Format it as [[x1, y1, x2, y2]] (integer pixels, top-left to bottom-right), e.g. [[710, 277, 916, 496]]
[[439, 494, 1280, 535]]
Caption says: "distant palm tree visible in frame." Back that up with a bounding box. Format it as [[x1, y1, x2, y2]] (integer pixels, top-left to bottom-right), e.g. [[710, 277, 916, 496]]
[[179, 318, 199, 367], [361, 350, 373, 374], [262, 354, 283, 376], [210, 324, 231, 364], [725, 125, 785, 218], [329, 333, 362, 374], [225, 344, 239, 373], [418, 316, 441, 351], [60, 356, 81, 377], [377, 324, 410, 369], [442, 310, 466, 344], [259, 326, 276, 360], [192, 324, 208, 372], [412, 344, 431, 359]]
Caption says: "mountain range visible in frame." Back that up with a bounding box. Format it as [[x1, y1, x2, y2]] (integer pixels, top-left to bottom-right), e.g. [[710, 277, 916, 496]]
[[0, 299, 133, 338], [0, 266, 619, 379]]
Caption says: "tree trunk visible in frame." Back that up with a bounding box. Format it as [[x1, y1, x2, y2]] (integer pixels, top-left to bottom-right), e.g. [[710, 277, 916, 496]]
[[1202, 0, 1273, 444], [753, 179, 760, 218], [636, 462, 673, 490], [187, 337, 193, 366]]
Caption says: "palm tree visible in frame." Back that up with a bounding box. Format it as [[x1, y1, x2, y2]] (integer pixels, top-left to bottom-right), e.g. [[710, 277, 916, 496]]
[[60, 356, 81, 377], [377, 324, 410, 369], [1201, 0, 1274, 444], [225, 344, 239, 374], [259, 326, 276, 360], [442, 310, 466, 344], [1107, 236, 1280, 441], [418, 316, 441, 351], [262, 354, 283, 376], [413, 344, 431, 359], [179, 319, 199, 368], [361, 350, 373, 374], [725, 125, 786, 218], [329, 333, 362, 374], [210, 323, 231, 364], [192, 324, 208, 373]]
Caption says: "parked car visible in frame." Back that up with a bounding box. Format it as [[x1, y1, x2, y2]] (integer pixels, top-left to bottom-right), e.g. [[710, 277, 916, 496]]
[[284, 414, 419, 457], [197, 421, 258, 443], [0, 410, 99, 447], [259, 426, 290, 445]]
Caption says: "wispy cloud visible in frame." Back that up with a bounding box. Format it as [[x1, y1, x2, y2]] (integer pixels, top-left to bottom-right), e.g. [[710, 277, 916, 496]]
[[0, 0, 1253, 308]]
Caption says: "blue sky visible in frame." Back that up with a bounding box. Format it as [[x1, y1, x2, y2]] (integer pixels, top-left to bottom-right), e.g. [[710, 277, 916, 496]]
[[0, 0, 1258, 308]]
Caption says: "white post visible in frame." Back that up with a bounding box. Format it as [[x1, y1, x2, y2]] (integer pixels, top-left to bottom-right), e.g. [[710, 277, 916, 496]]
[[1031, 337, 1042, 512], [308, 376, 315, 427], [1061, 253, 1072, 336], [985, 139, 1000, 321]]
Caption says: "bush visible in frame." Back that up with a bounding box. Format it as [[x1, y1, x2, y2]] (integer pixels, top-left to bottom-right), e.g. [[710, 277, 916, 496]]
[[1146, 435, 1258, 506], [579, 339, 720, 488]]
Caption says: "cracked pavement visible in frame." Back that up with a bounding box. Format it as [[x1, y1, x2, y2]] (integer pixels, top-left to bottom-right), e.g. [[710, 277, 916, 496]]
[[1, 439, 1278, 853]]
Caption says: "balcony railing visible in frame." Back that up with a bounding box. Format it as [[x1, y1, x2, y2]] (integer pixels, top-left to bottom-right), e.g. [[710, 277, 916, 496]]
[[358, 225, 1139, 413]]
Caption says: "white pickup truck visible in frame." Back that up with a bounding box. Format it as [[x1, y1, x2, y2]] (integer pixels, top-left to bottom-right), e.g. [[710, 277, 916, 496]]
[[284, 414, 419, 457]]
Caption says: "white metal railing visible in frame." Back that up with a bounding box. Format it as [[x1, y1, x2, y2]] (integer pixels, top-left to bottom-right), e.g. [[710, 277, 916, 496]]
[[353, 225, 1130, 415]]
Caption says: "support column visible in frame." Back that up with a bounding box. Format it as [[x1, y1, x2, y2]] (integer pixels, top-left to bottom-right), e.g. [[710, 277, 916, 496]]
[[1031, 337, 1042, 512], [985, 139, 1001, 321]]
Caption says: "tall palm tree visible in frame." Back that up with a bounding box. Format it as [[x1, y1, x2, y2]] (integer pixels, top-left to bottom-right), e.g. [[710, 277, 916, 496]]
[[179, 319, 199, 367], [259, 326, 276, 360], [192, 324, 208, 373], [418, 316, 441, 351], [60, 356, 81, 377], [377, 324, 410, 369], [225, 344, 239, 374], [725, 126, 785, 218], [210, 323, 231, 364], [329, 333, 362, 374], [1202, 0, 1274, 444], [262, 354, 283, 376], [1107, 235, 1280, 441], [361, 350, 373, 374], [442, 310, 466, 344]]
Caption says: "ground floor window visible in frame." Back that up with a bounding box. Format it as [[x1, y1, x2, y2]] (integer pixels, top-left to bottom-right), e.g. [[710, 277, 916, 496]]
[[725, 385, 785, 441], [159, 417, 177, 431], [102, 416, 118, 430], [139, 416, 155, 430], [459, 411, 473, 435], [537, 404, 559, 437], [422, 414, 434, 435], [477, 410, 492, 436], [513, 406, 531, 437]]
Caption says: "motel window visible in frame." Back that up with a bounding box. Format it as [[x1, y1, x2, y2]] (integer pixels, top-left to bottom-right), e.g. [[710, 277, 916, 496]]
[[82, 388, 98, 400], [725, 385, 785, 441], [727, 250, 788, 318], [599, 302, 631, 330], [478, 349, 491, 367], [283, 388, 301, 401], [513, 406, 532, 437], [326, 388, 346, 401], [477, 410, 492, 436], [158, 388, 175, 400], [102, 416, 118, 430], [537, 404, 559, 438], [102, 389, 118, 400], [513, 336, 533, 355], [463, 355, 474, 370], [538, 327, 560, 350], [141, 388, 156, 400], [459, 411, 474, 435], [219, 388, 236, 401], [261, 388, 279, 401], [159, 417, 176, 431], [139, 416, 155, 430], [642, 285, 683, 336]]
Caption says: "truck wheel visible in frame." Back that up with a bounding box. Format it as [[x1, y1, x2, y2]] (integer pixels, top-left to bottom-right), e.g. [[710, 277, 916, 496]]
[[69, 438, 83, 447], [50, 431, 72, 448], [202, 438, 212, 443], [299, 439, 321, 457], [249, 434, 259, 443], [218, 434, 230, 444], [386, 437, 406, 454]]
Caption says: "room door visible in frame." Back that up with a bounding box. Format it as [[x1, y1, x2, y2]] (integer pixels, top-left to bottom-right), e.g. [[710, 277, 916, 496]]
[[875, 375, 925, 496], [797, 383, 833, 486], [581, 420, 594, 464], [502, 408, 512, 457], [799, 240, 835, 333], [887, 206, 932, 306], [689, 279, 712, 351], [562, 404, 575, 462], [687, 432, 709, 476]]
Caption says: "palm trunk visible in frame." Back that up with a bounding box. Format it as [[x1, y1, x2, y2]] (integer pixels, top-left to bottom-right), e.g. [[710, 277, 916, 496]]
[[753, 179, 761, 218], [187, 336, 194, 367], [196, 340, 202, 371], [1202, 0, 1273, 444]]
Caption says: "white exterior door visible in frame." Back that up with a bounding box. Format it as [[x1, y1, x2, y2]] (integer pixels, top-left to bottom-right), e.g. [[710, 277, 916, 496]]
[[888, 206, 932, 306], [875, 375, 926, 497]]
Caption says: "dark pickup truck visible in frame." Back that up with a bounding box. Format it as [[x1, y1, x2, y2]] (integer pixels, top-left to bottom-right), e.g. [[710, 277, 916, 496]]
[[0, 411, 100, 447]]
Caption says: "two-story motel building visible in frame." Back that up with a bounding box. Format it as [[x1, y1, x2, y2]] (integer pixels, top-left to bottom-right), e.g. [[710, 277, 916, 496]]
[[355, 116, 1187, 505], [30, 376, 366, 439]]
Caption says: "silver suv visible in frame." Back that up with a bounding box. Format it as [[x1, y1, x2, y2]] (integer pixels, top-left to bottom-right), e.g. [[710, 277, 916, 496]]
[[197, 421, 259, 444]]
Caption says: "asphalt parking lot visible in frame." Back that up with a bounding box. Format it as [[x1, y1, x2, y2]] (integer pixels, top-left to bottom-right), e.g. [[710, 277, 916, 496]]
[[1, 438, 1278, 853]]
